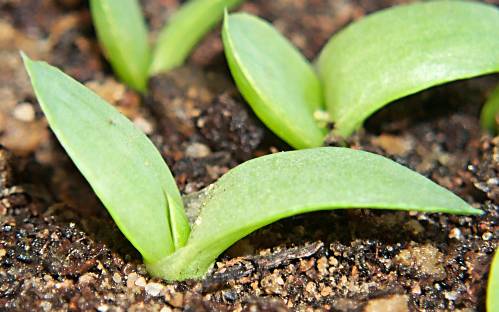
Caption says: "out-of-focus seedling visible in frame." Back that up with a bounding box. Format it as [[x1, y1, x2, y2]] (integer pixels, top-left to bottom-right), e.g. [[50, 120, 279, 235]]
[[90, 0, 244, 91], [222, 1, 499, 148], [481, 84, 499, 135], [23, 54, 482, 281], [149, 0, 244, 75]]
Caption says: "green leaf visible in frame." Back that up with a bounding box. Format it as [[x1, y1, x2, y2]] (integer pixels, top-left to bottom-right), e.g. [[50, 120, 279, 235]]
[[222, 13, 327, 149], [317, 1, 499, 138], [21, 53, 190, 264], [481, 84, 499, 135], [147, 147, 481, 280], [488, 249, 499, 312], [90, 0, 150, 92], [149, 0, 244, 75]]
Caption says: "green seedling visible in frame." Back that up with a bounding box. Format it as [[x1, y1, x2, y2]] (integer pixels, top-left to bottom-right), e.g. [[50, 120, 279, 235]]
[[22, 54, 481, 281], [222, 1, 499, 148], [90, 0, 244, 92], [481, 84, 499, 135], [149, 0, 244, 75], [488, 249, 499, 312], [90, 0, 150, 92]]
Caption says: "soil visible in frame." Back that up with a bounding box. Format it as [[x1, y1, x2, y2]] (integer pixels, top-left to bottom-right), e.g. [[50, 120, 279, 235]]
[[0, 0, 498, 311]]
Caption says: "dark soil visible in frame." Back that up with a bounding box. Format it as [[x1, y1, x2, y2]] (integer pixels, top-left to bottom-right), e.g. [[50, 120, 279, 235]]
[[0, 0, 498, 311]]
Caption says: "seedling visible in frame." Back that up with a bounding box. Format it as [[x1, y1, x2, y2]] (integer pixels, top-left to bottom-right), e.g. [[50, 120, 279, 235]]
[[488, 249, 499, 312], [22, 54, 481, 281], [481, 84, 499, 135], [90, 0, 243, 92], [222, 1, 499, 148]]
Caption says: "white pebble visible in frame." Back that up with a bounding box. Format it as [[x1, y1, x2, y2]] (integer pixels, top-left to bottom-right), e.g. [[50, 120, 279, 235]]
[[482, 232, 493, 241], [13, 103, 35, 122], [145, 282, 164, 297], [97, 304, 109, 312], [133, 117, 154, 134], [185, 143, 211, 158], [135, 276, 147, 287], [112, 272, 122, 284]]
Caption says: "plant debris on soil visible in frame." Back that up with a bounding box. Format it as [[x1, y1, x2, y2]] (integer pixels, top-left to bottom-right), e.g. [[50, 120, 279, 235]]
[[0, 0, 498, 311]]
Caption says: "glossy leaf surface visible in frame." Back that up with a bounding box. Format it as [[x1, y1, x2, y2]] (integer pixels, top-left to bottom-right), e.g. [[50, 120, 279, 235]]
[[147, 147, 481, 280], [149, 0, 244, 75], [222, 13, 326, 149], [487, 249, 499, 312], [90, 0, 150, 92], [481, 84, 499, 135], [317, 1, 499, 137], [22, 54, 190, 264]]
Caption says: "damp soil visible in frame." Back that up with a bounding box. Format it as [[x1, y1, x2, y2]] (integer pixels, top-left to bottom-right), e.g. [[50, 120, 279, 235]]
[[0, 0, 498, 311]]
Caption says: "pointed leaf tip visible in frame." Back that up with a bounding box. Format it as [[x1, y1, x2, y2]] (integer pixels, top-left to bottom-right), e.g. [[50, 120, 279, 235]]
[[22, 57, 190, 263], [19, 51, 28, 62]]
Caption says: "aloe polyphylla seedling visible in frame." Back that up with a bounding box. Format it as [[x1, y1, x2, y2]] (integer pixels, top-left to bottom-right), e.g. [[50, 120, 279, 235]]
[[22, 53, 482, 281], [90, 0, 244, 92], [222, 1, 499, 149]]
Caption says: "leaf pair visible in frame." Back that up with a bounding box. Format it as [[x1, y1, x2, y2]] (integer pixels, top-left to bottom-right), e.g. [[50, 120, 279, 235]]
[[222, 1, 499, 148], [90, 0, 244, 92], [23, 54, 482, 281], [22, 53, 190, 264]]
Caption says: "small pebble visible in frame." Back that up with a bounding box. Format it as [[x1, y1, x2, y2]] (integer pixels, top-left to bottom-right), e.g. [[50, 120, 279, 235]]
[[482, 232, 493, 241], [329, 256, 339, 267], [145, 282, 164, 297], [78, 273, 97, 285], [40, 301, 52, 312], [444, 290, 458, 301], [317, 257, 328, 274], [371, 134, 413, 156], [135, 276, 147, 287], [133, 117, 154, 134], [97, 304, 109, 312], [411, 284, 421, 295], [13, 103, 35, 122], [112, 272, 122, 284], [170, 292, 184, 308], [449, 228, 463, 240], [185, 142, 211, 158], [127, 272, 138, 288], [320, 286, 332, 297], [305, 282, 316, 293], [364, 294, 408, 312]]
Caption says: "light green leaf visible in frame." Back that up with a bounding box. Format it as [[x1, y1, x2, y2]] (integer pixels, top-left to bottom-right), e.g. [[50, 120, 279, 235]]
[[90, 0, 150, 92], [481, 84, 499, 135], [317, 1, 499, 138], [149, 0, 244, 75], [488, 249, 499, 312], [22, 54, 190, 264], [147, 147, 481, 280], [222, 13, 327, 149]]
